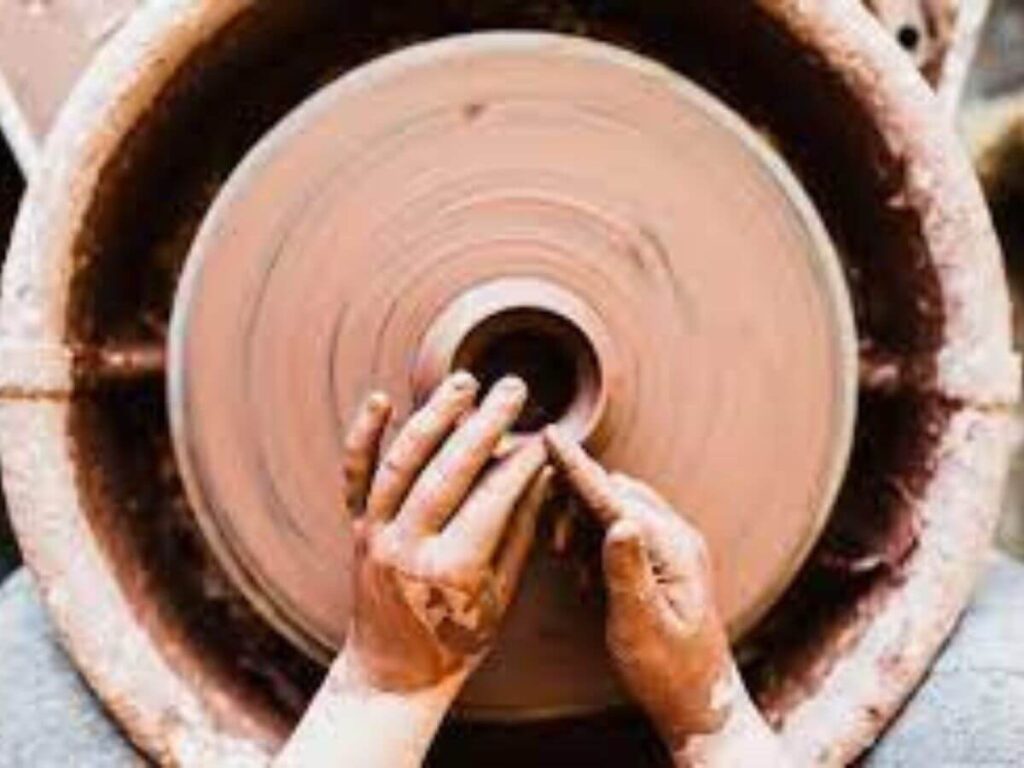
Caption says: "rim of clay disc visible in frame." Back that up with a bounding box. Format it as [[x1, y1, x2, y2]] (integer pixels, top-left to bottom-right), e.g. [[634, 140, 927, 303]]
[[165, 32, 858, 698], [0, 1, 1016, 765]]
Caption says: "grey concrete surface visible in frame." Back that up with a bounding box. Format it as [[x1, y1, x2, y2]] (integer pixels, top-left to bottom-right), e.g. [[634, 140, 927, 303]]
[[2, 554, 1024, 766], [861, 553, 1024, 767], [0, 570, 139, 767]]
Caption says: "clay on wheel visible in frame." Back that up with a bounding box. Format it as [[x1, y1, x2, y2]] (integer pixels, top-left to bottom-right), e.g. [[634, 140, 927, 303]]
[[168, 33, 856, 719]]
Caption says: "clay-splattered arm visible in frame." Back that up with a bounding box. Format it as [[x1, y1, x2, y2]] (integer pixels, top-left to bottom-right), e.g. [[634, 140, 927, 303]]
[[671, 680, 790, 768]]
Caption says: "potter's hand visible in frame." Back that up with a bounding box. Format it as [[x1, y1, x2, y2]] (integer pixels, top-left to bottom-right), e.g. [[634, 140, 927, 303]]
[[544, 426, 730, 740], [275, 373, 549, 768], [544, 427, 790, 767], [343, 372, 550, 690]]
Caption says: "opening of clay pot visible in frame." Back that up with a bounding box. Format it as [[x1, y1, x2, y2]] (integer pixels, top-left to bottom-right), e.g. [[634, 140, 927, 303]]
[[453, 307, 603, 436], [413, 278, 614, 445]]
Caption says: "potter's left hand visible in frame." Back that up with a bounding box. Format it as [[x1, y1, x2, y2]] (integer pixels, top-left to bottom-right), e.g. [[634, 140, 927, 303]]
[[275, 373, 550, 768], [342, 372, 551, 692]]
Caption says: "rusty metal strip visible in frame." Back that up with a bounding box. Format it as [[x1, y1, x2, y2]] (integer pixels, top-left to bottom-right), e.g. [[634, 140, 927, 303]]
[[0, 339, 164, 400], [0, 341, 73, 400]]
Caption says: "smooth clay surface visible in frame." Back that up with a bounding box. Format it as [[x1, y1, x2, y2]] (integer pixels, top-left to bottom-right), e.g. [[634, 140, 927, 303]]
[[169, 34, 856, 719]]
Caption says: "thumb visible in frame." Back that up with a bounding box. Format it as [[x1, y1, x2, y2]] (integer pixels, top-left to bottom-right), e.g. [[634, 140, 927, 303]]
[[603, 520, 659, 610]]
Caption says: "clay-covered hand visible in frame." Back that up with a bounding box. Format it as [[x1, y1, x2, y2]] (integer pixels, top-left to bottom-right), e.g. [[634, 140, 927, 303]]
[[341, 372, 550, 693], [544, 426, 734, 748]]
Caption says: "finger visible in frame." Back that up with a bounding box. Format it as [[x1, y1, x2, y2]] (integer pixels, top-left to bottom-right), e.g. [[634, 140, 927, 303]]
[[493, 466, 553, 607], [603, 519, 661, 616], [393, 376, 527, 533], [365, 372, 478, 522], [440, 438, 547, 565], [544, 425, 624, 526], [342, 392, 392, 514], [609, 474, 709, 585], [610, 473, 672, 515]]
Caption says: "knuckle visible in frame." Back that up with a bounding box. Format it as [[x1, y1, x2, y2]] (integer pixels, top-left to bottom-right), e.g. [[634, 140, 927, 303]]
[[422, 461, 454, 492], [395, 412, 441, 450], [404, 414, 438, 443], [405, 470, 454, 514], [380, 452, 413, 479], [675, 523, 709, 560], [342, 436, 371, 462], [369, 527, 407, 565], [419, 539, 479, 588], [469, 481, 504, 510], [342, 454, 369, 478]]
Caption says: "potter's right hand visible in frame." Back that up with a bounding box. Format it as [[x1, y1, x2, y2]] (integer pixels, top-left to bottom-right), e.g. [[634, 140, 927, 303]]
[[544, 427, 790, 766], [544, 426, 735, 750]]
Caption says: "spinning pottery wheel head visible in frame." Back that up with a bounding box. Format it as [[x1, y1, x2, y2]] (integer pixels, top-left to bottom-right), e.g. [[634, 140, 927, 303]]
[[169, 33, 856, 718]]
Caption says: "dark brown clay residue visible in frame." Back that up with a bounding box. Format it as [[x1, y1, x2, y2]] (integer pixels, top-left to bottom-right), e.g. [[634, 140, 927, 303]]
[[738, 389, 955, 720], [821, 390, 954, 574], [0, 139, 23, 577], [0, 138, 20, 256]]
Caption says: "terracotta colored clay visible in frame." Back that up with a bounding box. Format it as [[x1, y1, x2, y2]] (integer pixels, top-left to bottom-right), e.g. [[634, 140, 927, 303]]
[[168, 34, 856, 718], [0, 2, 1016, 766]]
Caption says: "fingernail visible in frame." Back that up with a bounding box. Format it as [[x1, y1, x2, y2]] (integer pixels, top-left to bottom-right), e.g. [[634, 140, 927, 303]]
[[496, 374, 526, 391], [448, 370, 479, 392], [607, 518, 643, 545], [492, 433, 518, 459], [367, 392, 391, 413]]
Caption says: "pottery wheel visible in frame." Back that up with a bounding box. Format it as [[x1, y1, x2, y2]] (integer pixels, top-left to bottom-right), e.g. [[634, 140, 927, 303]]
[[169, 33, 856, 718]]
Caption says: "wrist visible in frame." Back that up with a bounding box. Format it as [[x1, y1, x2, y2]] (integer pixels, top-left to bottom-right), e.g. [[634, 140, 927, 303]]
[[274, 649, 467, 768], [656, 662, 741, 753], [328, 645, 468, 712], [669, 672, 789, 767]]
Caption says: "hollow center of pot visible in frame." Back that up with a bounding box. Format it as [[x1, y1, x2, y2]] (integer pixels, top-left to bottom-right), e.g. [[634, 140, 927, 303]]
[[453, 308, 601, 434]]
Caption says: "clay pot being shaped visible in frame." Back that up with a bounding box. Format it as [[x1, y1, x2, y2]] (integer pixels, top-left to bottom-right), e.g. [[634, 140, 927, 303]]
[[0, 2, 1017, 766]]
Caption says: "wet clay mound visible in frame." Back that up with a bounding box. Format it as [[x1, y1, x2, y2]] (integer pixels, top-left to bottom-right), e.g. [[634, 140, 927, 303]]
[[0, 2, 1016, 766], [166, 35, 857, 719]]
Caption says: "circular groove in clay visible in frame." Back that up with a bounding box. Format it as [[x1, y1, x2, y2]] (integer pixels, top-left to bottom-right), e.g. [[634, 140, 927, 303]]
[[168, 33, 857, 718]]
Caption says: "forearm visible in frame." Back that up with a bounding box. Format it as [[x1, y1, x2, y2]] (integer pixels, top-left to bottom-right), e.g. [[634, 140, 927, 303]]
[[669, 668, 791, 768], [273, 650, 463, 768]]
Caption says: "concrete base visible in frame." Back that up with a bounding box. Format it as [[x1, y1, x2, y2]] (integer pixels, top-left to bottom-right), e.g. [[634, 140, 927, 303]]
[[3, 553, 1024, 767]]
